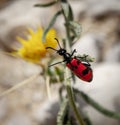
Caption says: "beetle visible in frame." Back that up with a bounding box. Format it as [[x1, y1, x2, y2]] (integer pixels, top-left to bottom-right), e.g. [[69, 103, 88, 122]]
[[46, 38, 93, 82]]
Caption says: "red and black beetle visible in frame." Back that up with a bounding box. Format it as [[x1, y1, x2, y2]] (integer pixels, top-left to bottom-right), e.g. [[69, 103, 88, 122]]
[[46, 38, 93, 82]]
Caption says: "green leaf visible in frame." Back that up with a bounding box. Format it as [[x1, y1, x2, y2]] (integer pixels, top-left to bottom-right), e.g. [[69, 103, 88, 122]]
[[68, 4, 74, 21], [42, 10, 62, 42], [34, 1, 57, 7], [61, 0, 73, 21], [55, 67, 64, 82], [74, 89, 120, 119], [69, 21, 82, 39]]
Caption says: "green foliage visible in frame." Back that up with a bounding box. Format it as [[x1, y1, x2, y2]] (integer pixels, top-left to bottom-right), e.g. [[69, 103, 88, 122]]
[[74, 89, 120, 119], [61, 0, 74, 21]]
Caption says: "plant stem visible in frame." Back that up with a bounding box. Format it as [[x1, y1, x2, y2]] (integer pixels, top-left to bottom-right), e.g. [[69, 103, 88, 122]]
[[65, 68, 85, 125]]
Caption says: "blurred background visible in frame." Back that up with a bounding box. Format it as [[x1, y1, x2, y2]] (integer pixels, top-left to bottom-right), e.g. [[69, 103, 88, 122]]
[[0, 0, 120, 125]]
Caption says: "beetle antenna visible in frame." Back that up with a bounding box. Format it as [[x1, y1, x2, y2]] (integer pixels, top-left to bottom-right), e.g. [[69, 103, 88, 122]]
[[55, 38, 62, 49], [46, 38, 62, 51], [46, 47, 58, 51]]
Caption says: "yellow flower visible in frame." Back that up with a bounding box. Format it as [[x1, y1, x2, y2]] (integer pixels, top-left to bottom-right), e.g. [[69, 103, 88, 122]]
[[15, 27, 57, 62]]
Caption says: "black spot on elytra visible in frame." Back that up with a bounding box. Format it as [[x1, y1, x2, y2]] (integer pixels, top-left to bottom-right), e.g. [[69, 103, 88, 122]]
[[74, 66, 78, 69], [82, 68, 89, 75], [71, 65, 78, 71], [71, 66, 78, 70], [77, 60, 80, 65]]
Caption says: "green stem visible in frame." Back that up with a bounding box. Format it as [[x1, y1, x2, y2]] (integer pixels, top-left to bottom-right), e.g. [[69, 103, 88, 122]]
[[74, 89, 120, 119], [57, 99, 68, 125], [65, 21, 71, 41], [62, 17, 72, 52], [65, 69, 85, 125]]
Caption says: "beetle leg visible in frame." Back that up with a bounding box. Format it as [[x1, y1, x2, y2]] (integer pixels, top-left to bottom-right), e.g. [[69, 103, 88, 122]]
[[48, 60, 66, 67], [71, 49, 77, 57]]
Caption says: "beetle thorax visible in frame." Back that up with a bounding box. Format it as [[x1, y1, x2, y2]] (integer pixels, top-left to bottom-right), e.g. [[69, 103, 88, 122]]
[[57, 49, 71, 62]]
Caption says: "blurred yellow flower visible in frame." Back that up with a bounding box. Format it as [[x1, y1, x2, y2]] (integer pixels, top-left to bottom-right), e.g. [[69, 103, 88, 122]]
[[15, 27, 57, 62]]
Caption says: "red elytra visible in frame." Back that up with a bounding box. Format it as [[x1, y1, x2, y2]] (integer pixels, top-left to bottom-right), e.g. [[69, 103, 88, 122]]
[[66, 58, 93, 82]]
